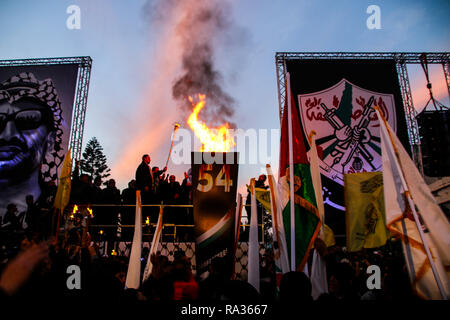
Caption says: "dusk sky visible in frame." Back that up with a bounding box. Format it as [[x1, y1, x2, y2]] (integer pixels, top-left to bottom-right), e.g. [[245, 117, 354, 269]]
[[1, 0, 449, 194]]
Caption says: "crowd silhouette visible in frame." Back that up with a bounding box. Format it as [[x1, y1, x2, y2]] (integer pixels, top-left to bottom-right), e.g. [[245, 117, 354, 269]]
[[0, 156, 422, 303]]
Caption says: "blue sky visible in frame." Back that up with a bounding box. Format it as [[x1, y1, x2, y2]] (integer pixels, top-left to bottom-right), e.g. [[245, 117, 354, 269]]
[[1, 0, 449, 192]]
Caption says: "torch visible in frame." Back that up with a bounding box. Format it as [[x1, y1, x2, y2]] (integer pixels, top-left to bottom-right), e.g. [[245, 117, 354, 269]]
[[165, 122, 181, 170]]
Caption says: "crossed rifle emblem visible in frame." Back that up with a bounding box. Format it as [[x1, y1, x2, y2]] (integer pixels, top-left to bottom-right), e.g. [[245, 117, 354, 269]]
[[319, 95, 377, 173]]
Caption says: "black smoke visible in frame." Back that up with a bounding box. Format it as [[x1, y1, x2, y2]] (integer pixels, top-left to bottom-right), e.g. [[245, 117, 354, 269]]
[[172, 0, 237, 127], [142, 0, 244, 127], [172, 42, 235, 127]]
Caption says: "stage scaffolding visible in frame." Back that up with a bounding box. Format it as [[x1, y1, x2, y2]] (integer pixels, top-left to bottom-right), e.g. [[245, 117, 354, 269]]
[[0, 56, 93, 162], [275, 52, 450, 169]]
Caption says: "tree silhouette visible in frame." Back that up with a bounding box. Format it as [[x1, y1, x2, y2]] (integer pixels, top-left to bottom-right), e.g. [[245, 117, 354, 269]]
[[81, 137, 111, 179]]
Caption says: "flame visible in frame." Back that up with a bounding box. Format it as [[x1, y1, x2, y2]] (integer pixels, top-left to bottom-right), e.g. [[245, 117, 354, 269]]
[[187, 94, 235, 152], [87, 207, 93, 218]]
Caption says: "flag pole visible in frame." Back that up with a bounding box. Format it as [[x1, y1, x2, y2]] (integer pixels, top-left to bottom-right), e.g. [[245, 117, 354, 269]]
[[232, 193, 243, 280], [376, 106, 446, 299], [266, 164, 282, 257], [286, 73, 296, 271], [248, 178, 260, 292]]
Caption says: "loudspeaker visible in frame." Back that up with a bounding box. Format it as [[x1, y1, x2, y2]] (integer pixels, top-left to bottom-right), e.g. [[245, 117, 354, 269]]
[[416, 110, 450, 177]]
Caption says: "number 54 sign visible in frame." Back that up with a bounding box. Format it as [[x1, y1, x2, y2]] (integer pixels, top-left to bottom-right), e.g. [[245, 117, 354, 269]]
[[191, 152, 239, 278], [197, 164, 233, 193]]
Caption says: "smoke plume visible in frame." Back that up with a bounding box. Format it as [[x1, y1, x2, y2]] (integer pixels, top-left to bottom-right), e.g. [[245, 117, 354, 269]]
[[170, 0, 237, 127]]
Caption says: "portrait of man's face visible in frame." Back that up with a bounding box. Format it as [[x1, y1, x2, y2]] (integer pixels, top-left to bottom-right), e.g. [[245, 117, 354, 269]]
[[0, 67, 78, 213], [0, 99, 55, 184], [0, 71, 68, 193]]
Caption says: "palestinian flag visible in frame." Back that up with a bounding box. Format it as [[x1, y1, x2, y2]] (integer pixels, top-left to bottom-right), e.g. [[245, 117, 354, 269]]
[[279, 75, 321, 271]]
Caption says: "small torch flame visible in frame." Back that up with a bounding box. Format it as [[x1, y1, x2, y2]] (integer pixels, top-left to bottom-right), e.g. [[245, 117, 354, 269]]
[[70, 204, 79, 219], [187, 94, 235, 152]]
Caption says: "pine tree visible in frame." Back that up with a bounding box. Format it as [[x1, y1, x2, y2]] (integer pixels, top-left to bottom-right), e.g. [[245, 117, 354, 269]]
[[81, 137, 111, 179]]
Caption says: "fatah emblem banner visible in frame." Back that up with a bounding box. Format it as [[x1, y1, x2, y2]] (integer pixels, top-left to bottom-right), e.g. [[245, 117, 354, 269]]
[[298, 78, 396, 184], [285, 59, 410, 236]]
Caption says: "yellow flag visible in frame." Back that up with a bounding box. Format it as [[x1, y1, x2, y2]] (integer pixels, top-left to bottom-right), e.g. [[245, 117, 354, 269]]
[[255, 187, 271, 213], [344, 172, 389, 252], [311, 224, 335, 249], [323, 224, 336, 247], [54, 149, 72, 210]]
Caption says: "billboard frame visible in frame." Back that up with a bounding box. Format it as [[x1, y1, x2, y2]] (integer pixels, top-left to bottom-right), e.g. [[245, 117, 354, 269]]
[[0, 56, 92, 163], [275, 52, 450, 170]]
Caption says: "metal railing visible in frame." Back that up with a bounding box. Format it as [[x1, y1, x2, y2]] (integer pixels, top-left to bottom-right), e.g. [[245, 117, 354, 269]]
[[64, 203, 266, 243], [63, 203, 268, 280]]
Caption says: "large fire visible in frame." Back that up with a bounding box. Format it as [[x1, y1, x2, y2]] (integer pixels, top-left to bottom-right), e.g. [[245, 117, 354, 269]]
[[187, 94, 235, 152]]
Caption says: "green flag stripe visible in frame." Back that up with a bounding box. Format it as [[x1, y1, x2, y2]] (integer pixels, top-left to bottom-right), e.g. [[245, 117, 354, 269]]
[[282, 163, 321, 270]]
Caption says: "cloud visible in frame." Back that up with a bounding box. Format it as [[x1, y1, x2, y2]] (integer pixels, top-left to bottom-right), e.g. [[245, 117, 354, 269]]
[[409, 65, 449, 113]]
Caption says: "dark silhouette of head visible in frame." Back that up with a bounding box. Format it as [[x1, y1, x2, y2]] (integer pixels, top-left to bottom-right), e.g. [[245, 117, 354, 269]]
[[142, 154, 150, 164], [279, 271, 313, 302]]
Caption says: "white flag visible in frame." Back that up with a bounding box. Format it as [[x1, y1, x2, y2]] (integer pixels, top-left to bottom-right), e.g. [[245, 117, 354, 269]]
[[248, 178, 260, 292], [125, 190, 143, 289], [308, 131, 328, 299], [311, 251, 328, 299], [266, 164, 290, 277], [377, 108, 450, 299], [142, 205, 164, 282]]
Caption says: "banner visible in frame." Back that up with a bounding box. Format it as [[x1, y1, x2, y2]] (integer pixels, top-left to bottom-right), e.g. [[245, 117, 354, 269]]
[[254, 187, 271, 213], [0, 64, 78, 215], [377, 107, 450, 299], [266, 164, 290, 285], [191, 152, 239, 277], [125, 190, 142, 289], [285, 59, 410, 237], [142, 204, 164, 282], [344, 172, 389, 252]]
